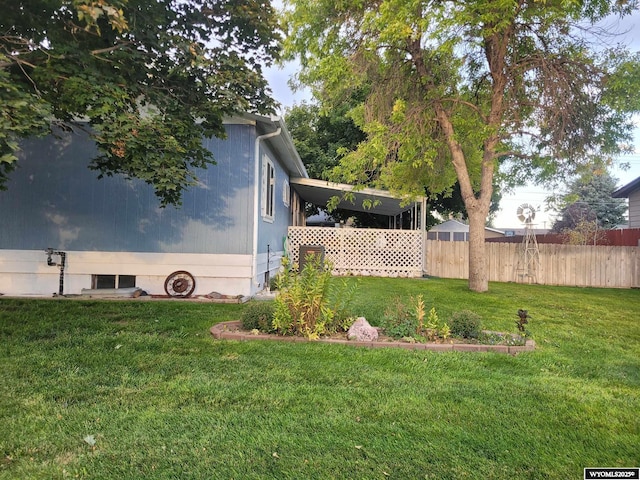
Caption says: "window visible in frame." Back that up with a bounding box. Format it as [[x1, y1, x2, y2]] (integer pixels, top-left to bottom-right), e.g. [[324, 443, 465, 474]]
[[282, 179, 290, 207], [438, 232, 451, 241], [261, 155, 275, 221], [118, 275, 136, 288], [94, 275, 116, 289], [453, 232, 466, 242], [92, 275, 136, 289]]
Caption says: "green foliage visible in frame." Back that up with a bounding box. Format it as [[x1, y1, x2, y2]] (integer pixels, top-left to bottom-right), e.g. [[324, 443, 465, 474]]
[[285, 102, 365, 181], [561, 219, 608, 246], [382, 296, 451, 341], [273, 255, 357, 338], [381, 296, 418, 339], [425, 305, 437, 329], [1, 0, 281, 206], [415, 295, 427, 332], [425, 306, 447, 341], [241, 302, 276, 333], [0, 64, 51, 186], [439, 322, 451, 341], [449, 310, 482, 339]]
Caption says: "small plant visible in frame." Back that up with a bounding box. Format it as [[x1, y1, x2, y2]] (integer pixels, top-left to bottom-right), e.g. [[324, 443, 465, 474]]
[[439, 322, 451, 340], [425, 306, 439, 341], [449, 310, 482, 339], [516, 309, 531, 333], [241, 302, 275, 332], [415, 295, 426, 334], [272, 254, 357, 339], [382, 296, 417, 339], [337, 316, 356, 333], [478, 331, 526, 346]]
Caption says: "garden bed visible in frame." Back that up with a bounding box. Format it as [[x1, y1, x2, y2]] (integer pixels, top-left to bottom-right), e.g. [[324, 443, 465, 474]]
[[210, 321, 535, 355]]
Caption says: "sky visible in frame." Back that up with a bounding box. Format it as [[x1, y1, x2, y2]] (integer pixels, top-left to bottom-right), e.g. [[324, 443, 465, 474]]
[[263, 10, 640, 230]]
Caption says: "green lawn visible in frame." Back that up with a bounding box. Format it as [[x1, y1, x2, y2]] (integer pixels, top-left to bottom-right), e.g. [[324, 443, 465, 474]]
[[1, 278, 639, 479]]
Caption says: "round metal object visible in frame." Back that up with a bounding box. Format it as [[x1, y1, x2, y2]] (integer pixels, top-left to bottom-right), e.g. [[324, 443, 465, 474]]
[[164, 270, 196, 298]]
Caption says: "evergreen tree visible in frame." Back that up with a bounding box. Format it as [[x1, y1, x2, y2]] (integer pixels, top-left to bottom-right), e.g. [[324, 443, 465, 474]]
[[552, 171, 628, 232]]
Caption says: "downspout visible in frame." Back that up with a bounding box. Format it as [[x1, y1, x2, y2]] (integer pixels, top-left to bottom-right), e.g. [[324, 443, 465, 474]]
[[252, 127, 282, 291]]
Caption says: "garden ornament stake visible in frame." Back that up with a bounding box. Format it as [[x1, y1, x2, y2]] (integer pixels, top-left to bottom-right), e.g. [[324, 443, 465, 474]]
[[516, 309, 531, 333]]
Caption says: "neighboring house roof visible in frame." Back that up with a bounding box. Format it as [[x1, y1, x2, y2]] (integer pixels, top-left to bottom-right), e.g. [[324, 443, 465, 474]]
[[429, 218, 504, 235], [289, 177, 423, 217], [429, 219, 469, 232], [612, 176, 640, 198]]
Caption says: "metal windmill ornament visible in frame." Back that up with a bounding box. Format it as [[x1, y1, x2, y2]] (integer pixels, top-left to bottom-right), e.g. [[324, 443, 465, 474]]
[[515, 203, 540, 283]]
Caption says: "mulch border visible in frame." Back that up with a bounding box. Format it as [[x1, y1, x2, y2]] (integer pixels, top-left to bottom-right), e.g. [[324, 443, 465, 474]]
[[210, 321, 535, 355]]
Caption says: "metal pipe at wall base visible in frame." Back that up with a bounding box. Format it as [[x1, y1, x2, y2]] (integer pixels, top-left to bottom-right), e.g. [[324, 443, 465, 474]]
[[45, 248, 66, 296], [57, 252, 65, 296], [265, 244, 270, 289]]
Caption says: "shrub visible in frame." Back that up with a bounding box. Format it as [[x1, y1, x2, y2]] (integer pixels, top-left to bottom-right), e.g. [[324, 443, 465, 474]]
[[449, 310, 482, 339], [241, 302, 275, 332], [272, 255, 357, 339], [382, 296, 451, 341]]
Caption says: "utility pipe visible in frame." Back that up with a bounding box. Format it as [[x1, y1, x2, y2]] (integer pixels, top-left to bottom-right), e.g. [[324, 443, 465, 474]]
[[45, 248, 67, 296]]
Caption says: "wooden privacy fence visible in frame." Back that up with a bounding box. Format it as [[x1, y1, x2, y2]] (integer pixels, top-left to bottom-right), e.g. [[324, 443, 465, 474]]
[[426, 240, 640, 288], [288, 227, 424, 277]]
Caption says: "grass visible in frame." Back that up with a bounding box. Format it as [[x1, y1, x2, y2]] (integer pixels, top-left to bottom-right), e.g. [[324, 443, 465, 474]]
[[1, 278, 639, 479]]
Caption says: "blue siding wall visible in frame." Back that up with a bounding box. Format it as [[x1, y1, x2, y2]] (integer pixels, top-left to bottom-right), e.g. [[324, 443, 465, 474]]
[[0, 124, 255, 254], [257, 142, 292, 255]]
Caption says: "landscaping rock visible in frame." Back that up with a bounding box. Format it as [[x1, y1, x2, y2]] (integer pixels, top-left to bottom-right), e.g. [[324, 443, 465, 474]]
[[347, 317, 379, 342]]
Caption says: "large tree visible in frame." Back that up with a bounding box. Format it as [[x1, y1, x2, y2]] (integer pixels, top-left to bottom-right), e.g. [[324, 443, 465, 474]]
[[283, 0, 640, 291], [1, 0, 280, 206]]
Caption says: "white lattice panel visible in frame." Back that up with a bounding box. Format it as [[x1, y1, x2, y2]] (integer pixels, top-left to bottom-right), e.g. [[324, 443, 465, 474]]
[[288, 227, 424, 277]]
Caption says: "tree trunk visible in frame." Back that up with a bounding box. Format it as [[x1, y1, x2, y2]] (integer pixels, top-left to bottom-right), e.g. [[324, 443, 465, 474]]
[[467, 206, 490, 292]]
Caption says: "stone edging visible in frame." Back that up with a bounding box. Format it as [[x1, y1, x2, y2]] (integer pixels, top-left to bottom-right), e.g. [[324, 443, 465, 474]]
[[210, 321, 535, 355]]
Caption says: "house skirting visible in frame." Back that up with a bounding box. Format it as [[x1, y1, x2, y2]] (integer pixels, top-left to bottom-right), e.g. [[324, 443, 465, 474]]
[[0, 250, 278, 297]]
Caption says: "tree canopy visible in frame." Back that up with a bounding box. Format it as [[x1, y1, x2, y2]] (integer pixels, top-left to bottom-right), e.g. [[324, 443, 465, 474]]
[[283, 0, 640, 291], [1, 0, 281, 205]]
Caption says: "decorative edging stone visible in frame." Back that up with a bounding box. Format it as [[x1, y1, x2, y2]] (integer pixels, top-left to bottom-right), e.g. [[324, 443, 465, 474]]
[[210, 321, 535, 355]]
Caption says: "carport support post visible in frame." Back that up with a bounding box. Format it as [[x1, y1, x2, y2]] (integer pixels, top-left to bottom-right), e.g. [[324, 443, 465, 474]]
[[421, 198, 428, 276]]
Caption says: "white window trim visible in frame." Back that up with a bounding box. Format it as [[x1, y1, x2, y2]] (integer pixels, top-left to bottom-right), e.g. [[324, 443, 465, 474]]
[[261, 154, 275, 222]]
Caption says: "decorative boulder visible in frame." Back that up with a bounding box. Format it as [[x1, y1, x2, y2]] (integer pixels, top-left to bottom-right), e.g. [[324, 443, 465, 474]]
[[347, 317, 379, 342]]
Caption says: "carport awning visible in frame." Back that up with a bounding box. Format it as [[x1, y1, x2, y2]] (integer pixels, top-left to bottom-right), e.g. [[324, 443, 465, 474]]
[[290, 177, 422, 217]]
